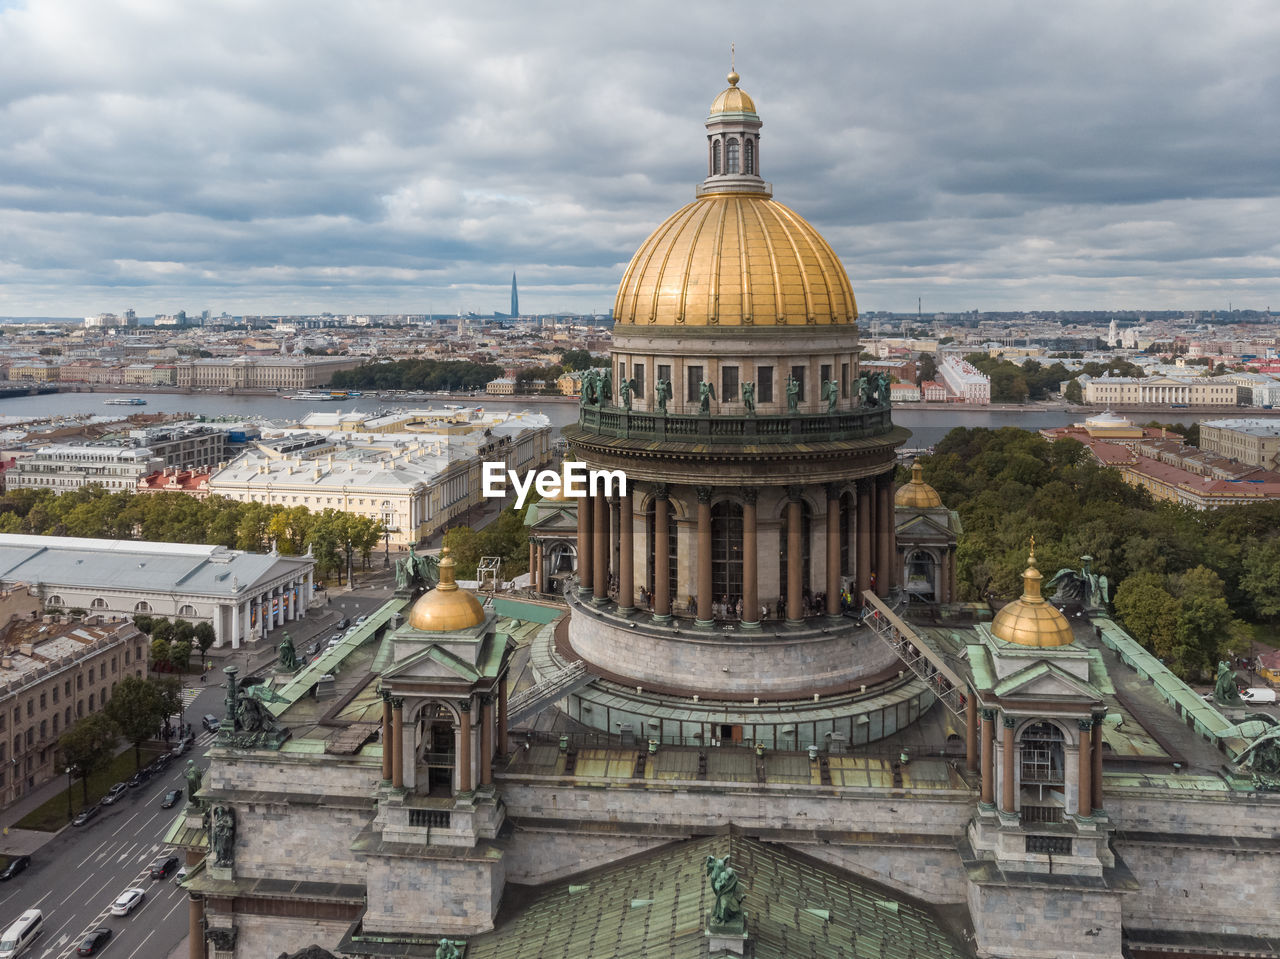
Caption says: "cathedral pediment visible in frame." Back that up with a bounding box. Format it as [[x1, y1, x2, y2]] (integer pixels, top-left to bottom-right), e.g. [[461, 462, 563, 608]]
[[382, 643, 481, 683], [992, 660, 1102, 703]]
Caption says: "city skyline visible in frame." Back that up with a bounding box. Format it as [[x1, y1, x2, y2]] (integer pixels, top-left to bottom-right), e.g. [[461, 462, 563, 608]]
[[1, 1, 1277, 317]]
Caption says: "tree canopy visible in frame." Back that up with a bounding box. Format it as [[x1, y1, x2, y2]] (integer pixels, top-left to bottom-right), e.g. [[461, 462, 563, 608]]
[[920, 426, 1278, 679], [58, 712, 120, 803], [330, 358, 503, 391]]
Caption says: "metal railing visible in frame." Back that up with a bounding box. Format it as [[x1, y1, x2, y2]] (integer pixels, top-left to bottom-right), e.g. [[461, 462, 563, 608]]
[[573, 403, 896, 446]]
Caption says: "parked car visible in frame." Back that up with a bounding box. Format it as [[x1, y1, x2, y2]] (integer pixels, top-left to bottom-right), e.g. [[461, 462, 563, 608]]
[[171, 740, 189, 757], [202, 714, 221, 732], [0, 856, 31, 881], [336, 617, 350, 630], [148, 854, 179, 879], [175, 865, 189, 882], [126, 770, 150, 788], [101, 783, 128, 806], [72, 805, 99, 827], [76, 928, 112, 956], [160, 789, 182, 809], [110, 888, 145, 916], [355, 615, 368, 626], [1241, 687, 1278, 704]]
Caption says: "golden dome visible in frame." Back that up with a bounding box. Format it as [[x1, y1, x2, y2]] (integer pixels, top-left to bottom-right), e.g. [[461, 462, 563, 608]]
[[406, 547, 486, 632], [613, 193, 858, 328], [990, 543, 1075, 648], [710, 70, 757, 115], [895, 462, 943, 509]]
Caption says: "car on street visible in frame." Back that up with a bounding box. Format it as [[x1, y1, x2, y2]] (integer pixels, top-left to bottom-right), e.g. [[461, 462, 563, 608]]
[[110, 887, 145, 916], [76, 928, 112, 956], [126, 770, 150, 788], [336, 617, 350, 630], [149, 854, 180, 879], [0, 856, 30, 881], [202, 714, 221, 732], [72, 805, 99, 826], [171, 739, 189, 757], [355, 615, 368, 626], [101, 782, 128, 806], [175, 865, 189, 882], [160, 789, 183, 809]]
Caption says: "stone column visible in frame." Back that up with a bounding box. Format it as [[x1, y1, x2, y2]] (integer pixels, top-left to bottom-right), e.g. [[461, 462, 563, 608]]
[[696, 487, 713, 625], [876, 473, 892, 598], [610, 495, 621, 583], [966, 695, 979, 773], [741, 488, 759, 629], [825, 484, 842, 616], [786, 488, 804, 623], [457, 701, 472, 794], [578, 493, 593, 595], [980, 708, 996, 805], [380, 692, 393, 782], [1001, 715, 1016, 813], [654, 486, 671, 620], [497, 679, 509, 757], [856, 478, 872, 599], [1077, 719, 1093, 818], [536, 541, 544, 595], [618, 493, 635, 611], [528, 539, 537, 593], [188, 895, 205, 959], [1091, 715, 1104, 812], [242, 603, 251, 649], [480, 695, 494, 787], [593, 492, 608, 603], [391, 698, 405, 789]]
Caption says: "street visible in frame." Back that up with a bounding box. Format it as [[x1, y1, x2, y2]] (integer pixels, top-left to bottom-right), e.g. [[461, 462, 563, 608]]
[[0, 581, 396, 959]]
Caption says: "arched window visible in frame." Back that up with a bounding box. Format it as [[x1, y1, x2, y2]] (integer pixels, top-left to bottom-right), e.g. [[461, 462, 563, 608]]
[[906, 550, 937, 600], [46, 595, 64, 608], [779, 500, 813, 610], [90, 598, 108, 610], [726, 138, 740, 174], [179, 605, 197, 618], [1020, 721, 1066, 802], [712, 140, 721, 175], [744, 138, 754, 175], [134, 601, 151, 613], [711, 501, 744, 608]]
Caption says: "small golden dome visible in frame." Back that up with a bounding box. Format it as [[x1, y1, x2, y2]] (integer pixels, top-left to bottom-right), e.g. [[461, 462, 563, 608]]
[[710, 70, 756, 115], [991, 543, 1074, 648], [613, 194, 858, 328], [406, 547, 485, 632], [895, 462, 943, 509]]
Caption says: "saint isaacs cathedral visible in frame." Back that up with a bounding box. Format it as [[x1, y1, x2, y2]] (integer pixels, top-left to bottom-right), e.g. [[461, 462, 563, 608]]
[[173, 72, 1280, 959]]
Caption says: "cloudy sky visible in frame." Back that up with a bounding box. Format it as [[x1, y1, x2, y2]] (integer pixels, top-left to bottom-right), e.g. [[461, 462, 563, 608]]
[[1, 1, 1278, 318]]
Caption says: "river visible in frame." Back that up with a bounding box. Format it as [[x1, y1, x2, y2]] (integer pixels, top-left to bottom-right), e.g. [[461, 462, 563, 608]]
[[0, 391, 1242, 450]]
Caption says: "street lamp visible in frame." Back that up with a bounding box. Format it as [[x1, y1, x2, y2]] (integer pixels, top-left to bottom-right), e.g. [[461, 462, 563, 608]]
[[382, 501, 392, 569], [65, 765, 76, 821]]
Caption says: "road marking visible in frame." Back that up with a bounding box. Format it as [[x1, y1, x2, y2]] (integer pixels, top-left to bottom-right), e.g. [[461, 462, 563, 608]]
[[123, 929, 154, 959], [77, 837, 114, 869]]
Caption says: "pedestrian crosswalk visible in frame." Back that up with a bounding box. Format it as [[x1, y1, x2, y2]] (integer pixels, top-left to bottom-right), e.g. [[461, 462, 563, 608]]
[[180, 687, 200, 709]]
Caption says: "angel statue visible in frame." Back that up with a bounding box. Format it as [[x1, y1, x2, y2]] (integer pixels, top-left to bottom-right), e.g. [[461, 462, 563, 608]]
[[619, 378, 635, 411], [786, 375, 800, 413], [741, 381, 756, 415], [821, 378, 839, 414], [705, 854, 746, 928], [655, 378, 671, 413], [698, 380, 716, 414]]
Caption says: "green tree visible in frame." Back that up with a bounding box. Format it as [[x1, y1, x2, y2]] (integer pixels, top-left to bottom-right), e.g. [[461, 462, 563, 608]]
[[171, 641, 192, 674], [58, 713, 121, 804], [194, 622, 216, 661], [1064, 379, 1084, 404], [151, 618, 175, 644], [1240, 537, 1280, 620], [151, 637, 172, 672], [915, 354, 937, 386], [104, 677, 167, 770]]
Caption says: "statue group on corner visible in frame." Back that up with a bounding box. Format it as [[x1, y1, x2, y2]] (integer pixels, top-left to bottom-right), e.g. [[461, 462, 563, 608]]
[[856, 371, 892, 409], [277, 631, 298, 671], [1046, 555, 1110, 612], [396, 544, 441, 595], [705, 854, 746, 929]]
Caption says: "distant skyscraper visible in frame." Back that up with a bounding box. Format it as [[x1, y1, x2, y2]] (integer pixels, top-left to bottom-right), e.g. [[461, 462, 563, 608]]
[[510, 272, 519, 318]]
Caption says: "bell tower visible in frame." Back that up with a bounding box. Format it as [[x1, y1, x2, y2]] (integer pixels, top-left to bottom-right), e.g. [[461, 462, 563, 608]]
[[699, 64, 770, 198]]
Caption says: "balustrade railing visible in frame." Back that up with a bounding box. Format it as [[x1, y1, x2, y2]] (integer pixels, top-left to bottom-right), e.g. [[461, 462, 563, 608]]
[[573, 403, 894, 445]]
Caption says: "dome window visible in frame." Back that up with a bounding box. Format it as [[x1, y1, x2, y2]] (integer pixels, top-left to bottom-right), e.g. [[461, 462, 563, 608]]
[[712, 141, 721, 175], [744, 138, 754, 175], [726, 138, 740, 174]]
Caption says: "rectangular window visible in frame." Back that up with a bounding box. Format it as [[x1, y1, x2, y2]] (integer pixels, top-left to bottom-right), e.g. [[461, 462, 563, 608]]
[[721, 366, 739, 402], [841, 362, 850, 399], [657, 364, 671, 391], [687, 365, 703, 403], [791, 365, 806, 402], [820, 364, 832, 394], [52, 687, 58, 704], [631, 363, 644, 399], [618, 361, 626, 390], [757, 366, 773, 403], [25, 701, 32, 718]]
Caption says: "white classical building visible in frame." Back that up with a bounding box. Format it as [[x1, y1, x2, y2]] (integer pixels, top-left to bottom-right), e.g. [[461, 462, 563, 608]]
[[0, 535, 316, 649], [207, 409, 554, 546], [1082, 373, 1237, 406], [7, 444, 164, 493], [938, 356, 991, 404]]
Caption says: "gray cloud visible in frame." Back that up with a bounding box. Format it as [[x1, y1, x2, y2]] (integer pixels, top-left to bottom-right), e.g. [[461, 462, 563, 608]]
[[0, 0, 1277, 316]]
